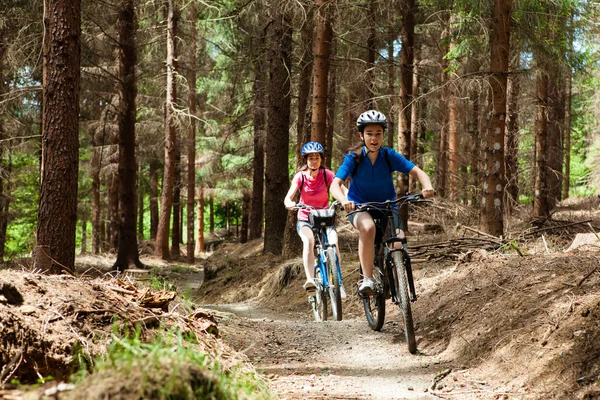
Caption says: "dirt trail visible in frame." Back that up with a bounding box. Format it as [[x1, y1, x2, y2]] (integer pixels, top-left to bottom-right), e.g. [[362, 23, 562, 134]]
[[207, 302, 450, 400]]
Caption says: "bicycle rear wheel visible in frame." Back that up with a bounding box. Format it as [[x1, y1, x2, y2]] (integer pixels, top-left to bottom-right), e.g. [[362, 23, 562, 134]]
[[313, 269, 328, 322], [326, 248, 342, 321], [392, 251, 417, 354], [361, 262, 386, 331]]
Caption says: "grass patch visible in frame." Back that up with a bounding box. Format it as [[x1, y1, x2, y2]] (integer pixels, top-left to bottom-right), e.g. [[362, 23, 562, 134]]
[[69, 330, 272, 400]]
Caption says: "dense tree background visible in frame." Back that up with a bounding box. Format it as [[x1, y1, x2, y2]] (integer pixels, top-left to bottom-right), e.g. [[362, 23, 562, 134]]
[[0, 0, 599, 266]]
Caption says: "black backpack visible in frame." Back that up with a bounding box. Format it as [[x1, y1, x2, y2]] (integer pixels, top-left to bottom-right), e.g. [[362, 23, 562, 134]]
[[350, 146, 393, 178]]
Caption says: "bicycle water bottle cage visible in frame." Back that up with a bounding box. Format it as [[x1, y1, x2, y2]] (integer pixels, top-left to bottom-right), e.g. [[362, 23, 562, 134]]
[[309, 209, 336, 227]]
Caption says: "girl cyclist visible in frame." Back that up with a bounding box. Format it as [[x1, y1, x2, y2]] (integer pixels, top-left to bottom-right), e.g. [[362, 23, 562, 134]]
[[284, 142, 345, 296], [329, 110, 435, 294]]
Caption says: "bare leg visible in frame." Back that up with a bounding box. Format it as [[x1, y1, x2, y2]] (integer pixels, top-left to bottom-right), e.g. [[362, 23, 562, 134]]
[[298, 225, 315, 280], [354, 212, 376, 279]]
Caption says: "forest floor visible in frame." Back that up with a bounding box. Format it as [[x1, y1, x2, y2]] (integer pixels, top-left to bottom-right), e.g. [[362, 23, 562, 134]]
[[2, 197, 600, 399]]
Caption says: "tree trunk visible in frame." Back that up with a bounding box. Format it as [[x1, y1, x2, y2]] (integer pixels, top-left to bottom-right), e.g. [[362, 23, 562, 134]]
[[137, 165, 144, 239], [209, 196, 214, 233], [387, 8, 396, 149], [533, 63, 549, 219], [0, 155, 10, 260], [310, 0, 333, 145], [196, 186, 205, 253], [250, 67, 266, 240], [36, 0, 81, 274], [325, 38, 336, 169], [470, 92, 481, 207], [155, 0, 178, 260], [505, 53, 520, 208], [264, 7, 292, 255], [295, 7, 314, 162], [480, 0, 511, 237], [91, 131, 101, 254], [113, 0, 143, 272], [563, 63, 572, 199], [241, 191, 250, 244], [447, 72, 460, 202], [397, 0, 415, 231], [365, 1, 376, 110], [149, 158, 159, 239], [409, 40, 420, 192], [186, 2, 198, 264], [546, 62, 564, 208], [436, 22, 449, 199]]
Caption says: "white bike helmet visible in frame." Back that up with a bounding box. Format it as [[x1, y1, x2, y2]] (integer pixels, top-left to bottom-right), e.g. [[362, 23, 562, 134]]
[[356, 110, 388, 132]]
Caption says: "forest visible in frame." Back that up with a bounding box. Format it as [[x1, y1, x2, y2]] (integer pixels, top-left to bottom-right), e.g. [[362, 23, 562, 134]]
[[0, 0, 599, 272]]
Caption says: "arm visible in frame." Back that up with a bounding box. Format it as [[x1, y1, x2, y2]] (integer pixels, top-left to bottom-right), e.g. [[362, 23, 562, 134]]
[[284, 181, 299, 209], [330, 177, 354, 211], [409, 166, 435, 199]]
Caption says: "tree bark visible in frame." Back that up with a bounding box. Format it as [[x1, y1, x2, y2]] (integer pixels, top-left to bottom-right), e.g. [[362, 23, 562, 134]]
[[295, 7, 314, 162], [387, 8, 396, 149], [149, 158, 159, 240], [310, 0, 332, 145], [241, 191, 250, 244], [113, 0, 143, 272], [563, 63, 572, 199], [155, 0, 178, 260], [37, 0, 81, 274], [533, 63, 549, 219], [397, 0, 415, 231], [186, 2, 198, 264], [250, 59, 266, 240], [505, 53, 520, 208], [409, 40, 420, 192], [436, 21, 449, 199], [196, 186, 205, 252], [264, 7, 292, 255], [480, 0, 511, 237]]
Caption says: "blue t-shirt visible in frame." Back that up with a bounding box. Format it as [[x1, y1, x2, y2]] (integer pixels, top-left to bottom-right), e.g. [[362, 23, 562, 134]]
[[335, 146, 415, 204]]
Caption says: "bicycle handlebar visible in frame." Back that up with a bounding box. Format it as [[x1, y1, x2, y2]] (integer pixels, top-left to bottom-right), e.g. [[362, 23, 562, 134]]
[[353, 193, 431, 212], [288, 200, 341, 211]]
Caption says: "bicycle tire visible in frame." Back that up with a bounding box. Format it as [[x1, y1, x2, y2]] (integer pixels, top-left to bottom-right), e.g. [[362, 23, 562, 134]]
[[313, 269, 328, 322], [361, 261, 386, 331], [326, 247, 342, 321], [392, 251, 417, 354]]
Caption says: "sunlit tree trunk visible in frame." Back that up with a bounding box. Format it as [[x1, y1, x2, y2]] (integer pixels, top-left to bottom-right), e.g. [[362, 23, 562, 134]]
[[470, 92, 481, 207], [409, 40, 420, 192], [155, 0, 178, 259], [209, 196, 214, 233], [547, 62, 564, 208], [325, 39, 336, 170], [36, 0, 81, 273], [480, 0, 511, 237]]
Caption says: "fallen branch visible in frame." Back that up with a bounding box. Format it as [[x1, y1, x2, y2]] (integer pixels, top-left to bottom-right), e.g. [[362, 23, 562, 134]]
[[458, 224, 503, 244], [430, 368, 452, 391]]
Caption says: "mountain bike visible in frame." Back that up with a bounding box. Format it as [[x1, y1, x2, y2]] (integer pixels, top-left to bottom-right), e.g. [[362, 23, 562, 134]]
[[294, 202, 344, 322], [351, 193, 430, 354]]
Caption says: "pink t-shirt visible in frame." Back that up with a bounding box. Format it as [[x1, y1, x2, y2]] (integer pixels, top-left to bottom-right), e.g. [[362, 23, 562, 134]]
[[293, 168, 335, 221]]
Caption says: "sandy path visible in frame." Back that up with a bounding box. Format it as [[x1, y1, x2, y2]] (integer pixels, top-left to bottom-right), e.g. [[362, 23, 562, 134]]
[[207, 303, 450, 400]]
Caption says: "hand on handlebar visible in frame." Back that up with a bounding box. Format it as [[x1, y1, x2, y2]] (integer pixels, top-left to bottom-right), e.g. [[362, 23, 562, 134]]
[[421, 188, 435, 199], [341, 200, 355, 212]]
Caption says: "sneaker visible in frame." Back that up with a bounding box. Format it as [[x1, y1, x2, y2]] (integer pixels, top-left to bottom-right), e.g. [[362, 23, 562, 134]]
[[358, 278, 376, 295], [303, 280, 316, 293], [340, 285, 347, 299]]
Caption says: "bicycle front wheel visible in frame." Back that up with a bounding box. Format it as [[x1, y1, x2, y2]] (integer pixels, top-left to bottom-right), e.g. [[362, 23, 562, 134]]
[[392, 251, 417, 354], [361, 262, 386, 331], [325, 248, 342, 321], [313, 269, 328, 322]]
